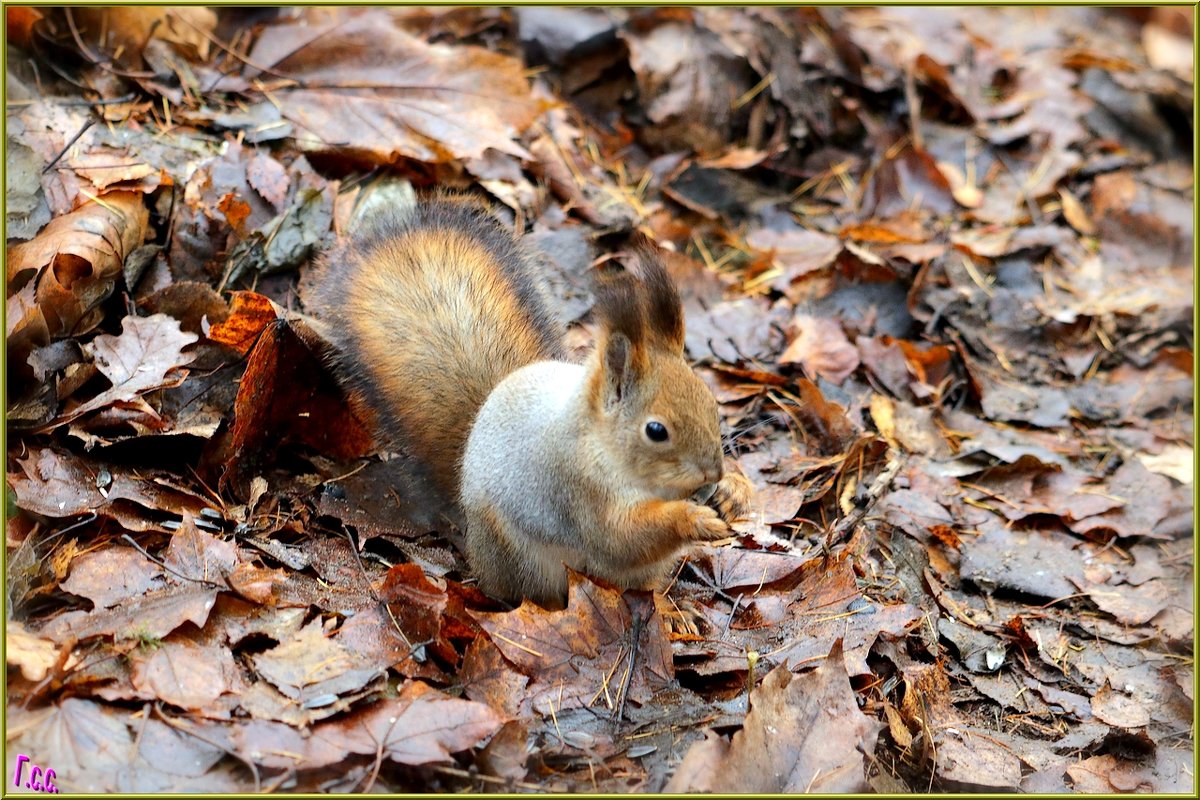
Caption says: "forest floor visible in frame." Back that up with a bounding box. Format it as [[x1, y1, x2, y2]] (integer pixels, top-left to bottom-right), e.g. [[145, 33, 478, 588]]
[[4, 5, 1195, 793]]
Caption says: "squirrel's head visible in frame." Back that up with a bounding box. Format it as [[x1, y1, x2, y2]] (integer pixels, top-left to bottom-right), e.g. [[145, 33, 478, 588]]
[[588, 242, 724, 499]]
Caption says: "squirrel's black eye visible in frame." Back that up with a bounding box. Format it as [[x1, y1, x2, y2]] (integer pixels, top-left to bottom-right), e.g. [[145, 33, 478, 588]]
[[645, 421, 669, 442]]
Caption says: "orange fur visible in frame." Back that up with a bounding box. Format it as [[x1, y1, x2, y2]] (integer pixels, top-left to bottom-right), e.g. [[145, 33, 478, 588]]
[[312, 198, 563, 503]]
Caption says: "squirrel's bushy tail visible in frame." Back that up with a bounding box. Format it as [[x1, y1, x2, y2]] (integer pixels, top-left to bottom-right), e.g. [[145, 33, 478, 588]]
[[311, 196, 564, 502]]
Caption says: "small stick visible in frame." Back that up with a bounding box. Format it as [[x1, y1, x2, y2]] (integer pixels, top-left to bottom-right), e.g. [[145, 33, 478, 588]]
[[153, 704, 261, 793], [42, 119, 96, 174], [613, 608, 649, 725], [120, 534, 223, 588]]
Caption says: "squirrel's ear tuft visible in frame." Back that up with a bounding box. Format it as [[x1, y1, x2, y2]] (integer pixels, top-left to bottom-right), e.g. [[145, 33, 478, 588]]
[[592, 262, 645, 348], [592, 267, 648, 408], [621, 237, 685, 354]]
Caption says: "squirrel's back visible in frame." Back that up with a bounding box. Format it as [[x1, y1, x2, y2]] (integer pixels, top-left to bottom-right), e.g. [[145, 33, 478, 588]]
[[311, 197, 565, 502]]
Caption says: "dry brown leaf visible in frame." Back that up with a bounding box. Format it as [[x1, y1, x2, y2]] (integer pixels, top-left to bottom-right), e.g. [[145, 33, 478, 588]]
[[217, 314, 375, 496], [6, 192, 148, 339], [40, 582, 220, 645], [779, 313, 860, 384], [130, 634, 238, 711], [471, 571, 674, 716], [69, 7, 217, 62], [4, 699, 134, 792], [1059, 188, 1096, 235], [1136, 444, 1193, 484], [232, 11, 544, 163], [621, 14, 754, 152], [7, 447, 216, 531], [60, 547, 166, 609], [319, 680, 505, 767], [251, 618, 383, 702], [746, 226, 843, 283], [666, 642, 881, 792], [1091, 681, 1152, 729], [52, 313, 198, 427]]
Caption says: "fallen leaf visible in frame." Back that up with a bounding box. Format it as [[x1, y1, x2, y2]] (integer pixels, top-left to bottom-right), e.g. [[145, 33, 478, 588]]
[[472, 571, 674, 716], [40, 582, 220, 645], [621, 14, 755, 153], [1059, 188, 1096, 235], [60, 546, 166, 609], [205, 291, 281, 355], [251, 618, 384, 702], [5, 698, 134, 792], [1091, 681, 1152, 729], [779, 313, 860, 384], [130, 634, 238, 711], [68, 6, 217, 64], [55, 313, 198, 427], [960, 520, 1086, 600], [1069, 460, 1177, 540], [6, 621, 76, 682], [7, 447, 217, 531], [229, 11, 543, 163], [6, 192, 148, 342], [327, 680, 505, 766], [746, 226, 843, 285], [1136, 444, 1193, 484], [218, 314, 375, 496], [228, 681, 503, 771], [246, 153, 291, 208], [666, 642, 881, 792], [460, 637, 530, 718]]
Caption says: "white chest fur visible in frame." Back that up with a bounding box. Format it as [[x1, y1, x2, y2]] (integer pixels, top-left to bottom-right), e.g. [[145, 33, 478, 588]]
[[461, 360, 588, 542]]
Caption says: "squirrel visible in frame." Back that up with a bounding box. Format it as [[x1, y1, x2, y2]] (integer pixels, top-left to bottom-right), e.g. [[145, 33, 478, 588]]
[[311, 194, 753, 609]]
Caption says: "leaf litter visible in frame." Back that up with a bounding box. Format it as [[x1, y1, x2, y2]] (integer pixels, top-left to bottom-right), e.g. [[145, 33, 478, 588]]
[[4, 5, 1193, 794]]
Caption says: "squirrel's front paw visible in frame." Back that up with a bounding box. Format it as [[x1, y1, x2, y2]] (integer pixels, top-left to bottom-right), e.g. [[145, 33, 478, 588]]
[[710, 470, 754, 522], [687, 503, 732, 542]]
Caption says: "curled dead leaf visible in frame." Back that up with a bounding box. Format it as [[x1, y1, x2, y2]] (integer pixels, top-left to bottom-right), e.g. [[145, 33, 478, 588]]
[[6, 192, 148, 354]]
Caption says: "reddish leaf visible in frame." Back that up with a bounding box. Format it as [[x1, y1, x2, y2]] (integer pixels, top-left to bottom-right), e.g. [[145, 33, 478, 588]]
[[217, 315, 375, 496], [205, 291, 280, 355], [472, 571, 674, 715]]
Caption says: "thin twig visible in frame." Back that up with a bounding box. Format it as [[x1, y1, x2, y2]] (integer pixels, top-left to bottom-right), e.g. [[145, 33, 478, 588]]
[[120, 534, 224, 588], [153, 704, 261, 793], [42, 119, 95, 174], [824, 449, 903, 550], [613, 609, 649, 725]]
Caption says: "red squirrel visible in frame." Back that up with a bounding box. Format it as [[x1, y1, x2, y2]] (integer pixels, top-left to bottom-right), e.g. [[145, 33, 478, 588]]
[[311, 195, 752, 608]]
